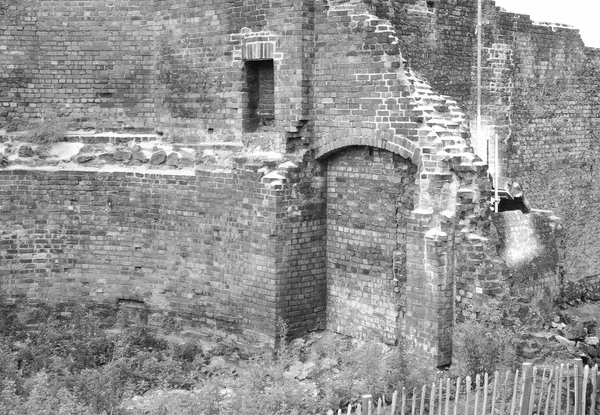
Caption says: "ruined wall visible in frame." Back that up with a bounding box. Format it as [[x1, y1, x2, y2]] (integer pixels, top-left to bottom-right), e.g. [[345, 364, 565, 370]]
[[371, 0, 600, 281], [310, 1, 503, 364], [507, 41, 600, 281], [0, 165, 285, 344], [367, 0, 477, 109], [0, 0, 571, 364], [0, 0, 156, 130]]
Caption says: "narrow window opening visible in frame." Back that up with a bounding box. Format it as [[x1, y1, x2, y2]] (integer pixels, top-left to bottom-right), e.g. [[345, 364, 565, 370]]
[[368, 147, 374, 157], [243, 60, 275, 132], [498, 197, 530, 213], [426, 1, 435, 11]]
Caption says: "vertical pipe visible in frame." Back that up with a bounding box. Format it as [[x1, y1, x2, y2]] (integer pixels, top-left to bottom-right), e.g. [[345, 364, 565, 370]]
[[477, 0, 483, 162], [495, 133, 499, 213]]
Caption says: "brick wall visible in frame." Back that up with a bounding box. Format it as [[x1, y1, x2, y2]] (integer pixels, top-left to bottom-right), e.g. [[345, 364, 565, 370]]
[[1, 0, 313, 145], [275, 155, 328, 338], [0, 164, 285, 345], [373, 0, 600, 281], [324, 147, 417, 344], [0, 0, 156, 130], [507, 41, 600, 281], [0, 0, 573, 364]]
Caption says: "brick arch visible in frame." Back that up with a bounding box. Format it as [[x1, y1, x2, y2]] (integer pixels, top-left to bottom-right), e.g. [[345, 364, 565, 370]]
[[317, 136, 463, 365], [313, 133, 423, 169]]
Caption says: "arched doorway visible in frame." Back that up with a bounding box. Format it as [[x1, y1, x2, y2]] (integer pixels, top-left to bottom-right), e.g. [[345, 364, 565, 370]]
[[325, 146, 417, 344]]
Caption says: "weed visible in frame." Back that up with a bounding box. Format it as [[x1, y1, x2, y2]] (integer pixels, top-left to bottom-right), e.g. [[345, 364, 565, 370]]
[[450, 320, 519, 378], [22, 107, 69, 144]]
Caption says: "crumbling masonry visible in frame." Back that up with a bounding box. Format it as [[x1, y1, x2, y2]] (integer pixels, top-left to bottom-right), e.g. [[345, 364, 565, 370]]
[[1, 0, 597, 365]]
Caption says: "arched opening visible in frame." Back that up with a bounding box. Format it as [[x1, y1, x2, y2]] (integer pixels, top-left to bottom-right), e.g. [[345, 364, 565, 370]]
[[325, 146, 417, 344]]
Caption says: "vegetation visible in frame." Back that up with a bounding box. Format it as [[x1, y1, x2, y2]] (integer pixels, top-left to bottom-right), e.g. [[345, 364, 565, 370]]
[[450, 320, 519, 379], [22, 110, 69, 144], [0, 304, 439, 414]]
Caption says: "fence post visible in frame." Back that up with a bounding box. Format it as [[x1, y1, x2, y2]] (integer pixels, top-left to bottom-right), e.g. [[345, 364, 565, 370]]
[[575, 358, 584, 415], [521, 362, 533, 415], [361, 395, 372, 415], [590, 365, 597, 415]]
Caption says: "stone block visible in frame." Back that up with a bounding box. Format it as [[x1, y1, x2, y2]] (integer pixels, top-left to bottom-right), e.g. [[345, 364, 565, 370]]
[[150, 151, 167, 165]]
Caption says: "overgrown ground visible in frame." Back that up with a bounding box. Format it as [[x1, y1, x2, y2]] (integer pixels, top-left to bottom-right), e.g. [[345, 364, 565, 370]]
[[0, 304, 439, 414], [0, 301, 553, 415]]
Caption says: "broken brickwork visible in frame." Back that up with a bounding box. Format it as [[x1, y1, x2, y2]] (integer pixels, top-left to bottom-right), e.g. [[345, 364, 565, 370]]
[[370, 0, 600, 282]]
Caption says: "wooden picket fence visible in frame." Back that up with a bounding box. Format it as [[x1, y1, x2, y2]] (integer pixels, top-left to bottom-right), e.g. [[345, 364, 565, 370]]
[[332, 358, 599, 415]]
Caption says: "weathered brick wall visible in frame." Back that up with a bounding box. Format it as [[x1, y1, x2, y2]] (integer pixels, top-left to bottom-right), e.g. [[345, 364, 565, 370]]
[[0, 0, 156, 130], [312, 1, 412, 147], [366, 0, 477, 108], [138, 0, 313, 143], [0, 0, 571, 364], [0, 165, 284, 345], [1, 0, 313, 145], [274, 154, 328, 338], [507, 41, 600, 281], [325, 147, 416, 344], [372, 0, 600, 281], [309, 0, 505, 364]]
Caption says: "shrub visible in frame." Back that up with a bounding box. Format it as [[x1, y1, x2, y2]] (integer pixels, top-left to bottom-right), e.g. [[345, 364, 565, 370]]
[[15, 310, 116, 376], [310, 337, 437, 410], [0, 302, 443, 415], [19, 372, 94, 415], [450, 321, 519, 378]]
